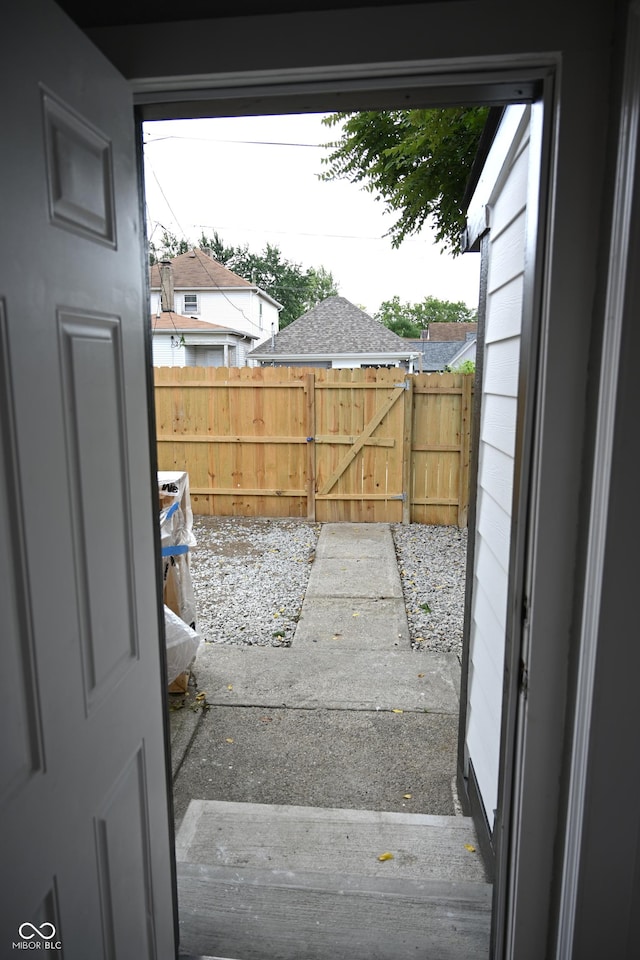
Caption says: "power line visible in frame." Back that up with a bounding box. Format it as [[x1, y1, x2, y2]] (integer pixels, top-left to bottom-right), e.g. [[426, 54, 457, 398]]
[[144, 134, 323, 148], [192, 222, 409, 243]]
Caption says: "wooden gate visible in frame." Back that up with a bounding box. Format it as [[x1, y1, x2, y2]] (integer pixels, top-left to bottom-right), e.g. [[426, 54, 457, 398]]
[[312, 368, 409, 523], [154, 366, 472, 526]]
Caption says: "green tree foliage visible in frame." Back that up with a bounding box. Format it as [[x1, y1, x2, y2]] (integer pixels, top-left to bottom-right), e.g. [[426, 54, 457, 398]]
[[198, 233, 339, 327], [149, 228, 339, 328], [319, 107, 489, 256], [148, 228, 189, 263], [375, 295, 477, 337], [446, 359, 476, 374]]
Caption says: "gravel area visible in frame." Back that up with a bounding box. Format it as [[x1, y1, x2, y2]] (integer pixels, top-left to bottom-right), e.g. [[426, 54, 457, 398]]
[[390, 523, 468, 657], [190, 517, 321, 648], [189, 517, 467, 656]]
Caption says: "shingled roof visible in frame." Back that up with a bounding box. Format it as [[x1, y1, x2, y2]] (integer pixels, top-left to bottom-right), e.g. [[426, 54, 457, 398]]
[[150, 311, 255, 339], [150, 248, 252, 289], [249, 296, 414, 357], [423, 322, 478, 341], [413, 340, 470, 371]]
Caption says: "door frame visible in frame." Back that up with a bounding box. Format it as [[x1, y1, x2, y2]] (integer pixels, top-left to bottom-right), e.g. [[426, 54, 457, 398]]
[[126, 48, 610, 960], [133, 105, 182, 954]]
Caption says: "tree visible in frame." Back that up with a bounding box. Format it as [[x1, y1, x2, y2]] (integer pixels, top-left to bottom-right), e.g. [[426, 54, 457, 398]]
[[318, 107, 490, 256], [198, 234, 339, 327], [375, 295, 477, 336], [147, 228, 339, 327], [148, 227, 189, 263]]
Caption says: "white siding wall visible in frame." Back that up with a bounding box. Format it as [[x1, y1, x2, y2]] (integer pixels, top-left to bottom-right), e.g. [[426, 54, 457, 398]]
[[152, 336, 186, 367], [150, 288, 279, 346], [152, 334, 255, 367], [465, 106, 530, 831]]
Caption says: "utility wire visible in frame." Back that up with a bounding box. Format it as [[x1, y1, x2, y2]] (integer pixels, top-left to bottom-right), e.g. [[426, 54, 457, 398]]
[[144, 134, 323, 148]]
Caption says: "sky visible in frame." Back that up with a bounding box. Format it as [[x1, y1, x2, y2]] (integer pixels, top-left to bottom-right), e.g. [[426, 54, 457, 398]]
[[142, 113, 481, 318]]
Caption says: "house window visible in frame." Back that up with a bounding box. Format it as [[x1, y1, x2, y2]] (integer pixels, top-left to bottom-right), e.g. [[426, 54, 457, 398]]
[[184, 293, 199, 314], [259, 302, 264, 329]]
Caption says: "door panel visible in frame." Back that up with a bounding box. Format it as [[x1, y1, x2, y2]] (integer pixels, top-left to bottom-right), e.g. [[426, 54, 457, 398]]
[[0, 2, 176, 957]]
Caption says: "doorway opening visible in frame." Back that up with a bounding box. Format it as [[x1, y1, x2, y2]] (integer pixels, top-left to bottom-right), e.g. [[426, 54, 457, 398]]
[[141, 92, 544, 959]]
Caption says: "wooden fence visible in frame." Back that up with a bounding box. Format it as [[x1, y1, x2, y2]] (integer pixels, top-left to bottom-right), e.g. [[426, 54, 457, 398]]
[[154, 366, 473, 526]]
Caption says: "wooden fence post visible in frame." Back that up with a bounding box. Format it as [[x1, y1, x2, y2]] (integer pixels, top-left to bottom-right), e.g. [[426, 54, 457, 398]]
[[305, 372, 316, 521], [458, 373, 473, 528], [402, 375, 414, 524]]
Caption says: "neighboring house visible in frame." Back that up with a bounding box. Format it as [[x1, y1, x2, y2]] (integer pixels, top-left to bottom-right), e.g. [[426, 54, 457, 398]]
[[248, 295, 419, 370], [405, 322, 478, 371], [446, 334, 477, 369], [149, 247, 282, 350], [422, 322, 478, 341], [407, 331, 478, 371], [151, 311, 258, 367]]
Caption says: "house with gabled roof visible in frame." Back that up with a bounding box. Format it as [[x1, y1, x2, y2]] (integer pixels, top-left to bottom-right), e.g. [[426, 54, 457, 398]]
[[149, 247, 282, 350], [406, 323, 478, 371], [248, 295, 420, 370], [151, 311, 258, 367]]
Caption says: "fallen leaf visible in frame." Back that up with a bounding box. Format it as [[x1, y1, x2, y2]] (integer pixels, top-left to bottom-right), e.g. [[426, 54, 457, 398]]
[[227, 684, 233, 691], [195, 692, 207, 701], [415, 636, 425, 643], [392, 708, 404, 714], [378, 852, 394, 862], [464, 844, 476, 853], [332, 634, 342, 640], [417, 673, 425, 678], [352, 611, 360, 617], [403, 793, 413, 800], [259, 716, 273, 723], [225, 738, 234, 744]]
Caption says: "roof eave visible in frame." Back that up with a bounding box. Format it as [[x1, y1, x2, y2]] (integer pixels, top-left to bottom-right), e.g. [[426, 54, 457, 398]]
[[251, 351, 419, 361], [153, 327, 258, 339]]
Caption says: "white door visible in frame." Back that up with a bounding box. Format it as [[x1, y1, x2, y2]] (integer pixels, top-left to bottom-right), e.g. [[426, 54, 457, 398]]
[[0, 2, 177, 957]]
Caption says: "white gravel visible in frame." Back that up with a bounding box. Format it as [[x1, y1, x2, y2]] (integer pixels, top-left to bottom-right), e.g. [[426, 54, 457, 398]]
[[189, 517, 467, 656], [190, 517, 321, 648], [390, 523, 468, 656]]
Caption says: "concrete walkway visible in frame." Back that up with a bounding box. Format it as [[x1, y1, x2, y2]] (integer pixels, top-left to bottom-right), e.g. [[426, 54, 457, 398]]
[[170, 523, 462, 826], [170, 524, 491, 960]]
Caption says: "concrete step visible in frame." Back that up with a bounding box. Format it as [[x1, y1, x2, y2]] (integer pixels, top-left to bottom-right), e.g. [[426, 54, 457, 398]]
[[176, 800, 487, 882], [177, 862, 492, 960], [176, 800, 491, 960]]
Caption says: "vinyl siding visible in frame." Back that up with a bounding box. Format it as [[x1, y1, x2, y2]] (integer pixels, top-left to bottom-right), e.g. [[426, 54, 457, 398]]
[[465, 105, 530, 831], [152, 336, 186, 367], [150, 288, 279, 344]]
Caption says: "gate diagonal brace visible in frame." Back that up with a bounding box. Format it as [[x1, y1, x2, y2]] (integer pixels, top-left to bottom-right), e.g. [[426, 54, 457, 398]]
[[317, 387, 405, 496]]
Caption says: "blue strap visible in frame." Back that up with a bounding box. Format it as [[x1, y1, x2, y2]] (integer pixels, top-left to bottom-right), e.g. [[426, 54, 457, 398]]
[[164, 501, 180, 521], [161, 544, 189, 558]]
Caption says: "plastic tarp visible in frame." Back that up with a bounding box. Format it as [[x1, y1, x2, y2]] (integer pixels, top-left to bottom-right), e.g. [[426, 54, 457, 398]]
[[164, 605, 201, 686], [158, 471, 201, 682], [158, 470, 198, 630]]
